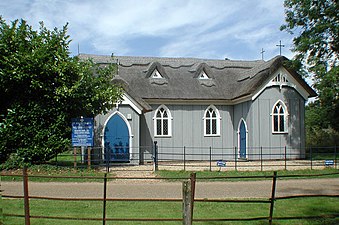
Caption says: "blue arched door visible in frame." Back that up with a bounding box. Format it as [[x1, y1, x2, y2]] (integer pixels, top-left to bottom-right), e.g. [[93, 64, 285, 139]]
[[239, 120, 247, 158], [104, 113, 130, 162]]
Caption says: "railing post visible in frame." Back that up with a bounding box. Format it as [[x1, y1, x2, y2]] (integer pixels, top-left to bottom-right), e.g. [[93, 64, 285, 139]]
[[23, 165, 30, 225], [284, 146, 287, 170], [209, 147, 212, 172], [55, 151, 58, 167], [269, 171, 277, 225], [260, 146, 263, 172], [183, 146, 186, 171], [234, 147, 237, 171], [102, 173, 107, 225], [105, 147, 110, 173], [153, 141, 158, 172], [334, 145, 337, 169], [310, 146, 313, 170], [182, 180, 192, 225]]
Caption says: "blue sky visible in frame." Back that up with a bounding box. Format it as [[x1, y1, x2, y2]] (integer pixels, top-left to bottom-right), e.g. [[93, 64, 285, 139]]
[[0, 0, 296, 61]]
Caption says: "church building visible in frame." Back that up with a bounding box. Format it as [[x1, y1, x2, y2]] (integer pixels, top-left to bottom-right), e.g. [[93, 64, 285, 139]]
[[79, 54, 316, 164]]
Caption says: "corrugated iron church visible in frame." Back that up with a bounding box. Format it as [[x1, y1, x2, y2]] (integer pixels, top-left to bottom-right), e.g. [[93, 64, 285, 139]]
[[80, 54, 316, 164]]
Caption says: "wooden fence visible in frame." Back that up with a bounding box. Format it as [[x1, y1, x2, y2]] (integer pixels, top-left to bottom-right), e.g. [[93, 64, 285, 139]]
[[2, 168, 339, 225]]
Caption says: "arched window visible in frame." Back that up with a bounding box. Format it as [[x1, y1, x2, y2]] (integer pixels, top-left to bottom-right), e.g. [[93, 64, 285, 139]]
[[154, 105, 172, 137], [204, 105, 221, 136], [272, 100, 288, 133]]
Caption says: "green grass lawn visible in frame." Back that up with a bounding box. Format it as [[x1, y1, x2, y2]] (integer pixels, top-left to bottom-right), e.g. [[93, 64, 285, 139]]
[[2, 197, 339, 224]]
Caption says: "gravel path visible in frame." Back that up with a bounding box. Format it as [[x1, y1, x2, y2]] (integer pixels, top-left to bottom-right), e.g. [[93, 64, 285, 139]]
[[2, 178, 339, 199]]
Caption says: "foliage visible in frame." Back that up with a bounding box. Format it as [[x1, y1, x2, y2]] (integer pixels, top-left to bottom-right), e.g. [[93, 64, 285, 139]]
[[0, 18, 122, 167], [281, 0, 339, 146], [305, 103, 339, 147]]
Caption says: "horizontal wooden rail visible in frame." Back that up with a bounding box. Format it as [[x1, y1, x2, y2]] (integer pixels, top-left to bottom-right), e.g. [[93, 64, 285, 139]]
[[3, 194, 271, 203], [3, 214, 183, 222], [275, 194, 339, 200]]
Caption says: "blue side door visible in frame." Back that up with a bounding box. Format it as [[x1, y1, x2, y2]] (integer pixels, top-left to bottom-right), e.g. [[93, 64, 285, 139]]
[[239, 120, 246, 158], [104, 114, 130, 162]]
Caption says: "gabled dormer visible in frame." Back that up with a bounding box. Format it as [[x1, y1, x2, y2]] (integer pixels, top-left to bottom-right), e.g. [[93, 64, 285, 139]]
[[193, 63, 215, 87], [145, 62, 168, 85]]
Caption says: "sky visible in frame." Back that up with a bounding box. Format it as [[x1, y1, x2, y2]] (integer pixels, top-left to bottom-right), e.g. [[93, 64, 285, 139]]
[[0, 0, 297, 61]]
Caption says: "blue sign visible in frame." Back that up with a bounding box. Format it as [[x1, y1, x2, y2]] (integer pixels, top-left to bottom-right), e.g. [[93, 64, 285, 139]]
[[72, 118, 94, 147], [325, 160, 334, 167], [217, 160, 226, 167]]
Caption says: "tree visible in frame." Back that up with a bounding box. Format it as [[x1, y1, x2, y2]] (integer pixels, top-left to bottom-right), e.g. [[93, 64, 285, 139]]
[[281, 0, 339, 146], [0, 18, 122, 167]]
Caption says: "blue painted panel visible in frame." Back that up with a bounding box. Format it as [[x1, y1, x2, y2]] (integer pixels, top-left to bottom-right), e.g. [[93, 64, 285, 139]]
[[239, 120, 246, 158], [104, 114, 129, 162]]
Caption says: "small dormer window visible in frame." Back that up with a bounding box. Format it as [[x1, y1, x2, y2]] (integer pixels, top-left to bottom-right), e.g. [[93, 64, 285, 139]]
[[199, 70, 210, 80], [151, 69, 163, 79]]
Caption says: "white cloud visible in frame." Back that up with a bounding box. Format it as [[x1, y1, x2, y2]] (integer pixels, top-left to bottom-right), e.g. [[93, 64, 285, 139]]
[[0, 0, 295, 59]]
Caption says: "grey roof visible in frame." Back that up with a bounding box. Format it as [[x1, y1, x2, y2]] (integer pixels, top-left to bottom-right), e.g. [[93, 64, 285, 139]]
[[79, 54, 317, 108]]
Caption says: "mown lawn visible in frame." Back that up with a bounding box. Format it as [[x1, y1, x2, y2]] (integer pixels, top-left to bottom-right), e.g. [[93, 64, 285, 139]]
[[2, 197, 339, 224]]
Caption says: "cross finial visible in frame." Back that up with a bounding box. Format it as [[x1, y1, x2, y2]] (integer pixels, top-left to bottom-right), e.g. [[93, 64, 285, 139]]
[[260, 48, 265, 60], [276, 40, 285, 56]]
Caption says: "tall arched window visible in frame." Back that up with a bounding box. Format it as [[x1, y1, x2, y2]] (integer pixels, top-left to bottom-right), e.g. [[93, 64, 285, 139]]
[[204, 105, 221, 136], [154, 105, 172, 137], [272, 100, 288, 133]]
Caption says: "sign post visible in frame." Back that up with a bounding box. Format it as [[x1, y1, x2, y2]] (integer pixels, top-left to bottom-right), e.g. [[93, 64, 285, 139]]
[[72, 117, 94, 167]]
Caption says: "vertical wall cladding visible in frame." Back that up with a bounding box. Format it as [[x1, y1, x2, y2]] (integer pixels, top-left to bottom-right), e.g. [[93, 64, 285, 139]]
[[253, 86, 306, 159], [94, 105, 140, 163], [142, 104, 234, 161], [233, 101, 252, 158]]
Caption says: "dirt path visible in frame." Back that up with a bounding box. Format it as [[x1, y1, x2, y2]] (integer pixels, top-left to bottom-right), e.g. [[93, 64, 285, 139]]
[[2, 178, 339, 199]]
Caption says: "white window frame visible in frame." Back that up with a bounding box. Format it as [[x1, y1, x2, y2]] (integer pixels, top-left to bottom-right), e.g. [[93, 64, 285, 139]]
[[153, 105, 172, 137], [271, 100, 288, 134], [151, 69, 163, 79], [198, 70, 209, 80], [203, 105, 221, 136]]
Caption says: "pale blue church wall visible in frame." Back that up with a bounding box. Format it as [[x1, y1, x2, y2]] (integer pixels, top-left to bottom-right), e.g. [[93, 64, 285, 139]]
[[250, 86, 306, 160], [140, 104, 235, 161]]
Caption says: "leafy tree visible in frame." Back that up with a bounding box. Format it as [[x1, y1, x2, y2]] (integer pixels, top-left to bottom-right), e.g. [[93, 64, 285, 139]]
[[281, 0, 339, 146], [0, 18, 122, 167]]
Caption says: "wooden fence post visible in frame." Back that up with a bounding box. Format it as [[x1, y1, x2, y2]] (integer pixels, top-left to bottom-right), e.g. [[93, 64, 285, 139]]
[[269, 171, 277, 225], [73, 147, 77, 169], [182, 180, 192, 225], [190, 173, 196, 221], [23, 165, 30, 225], [87, 147, 91, 169]]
